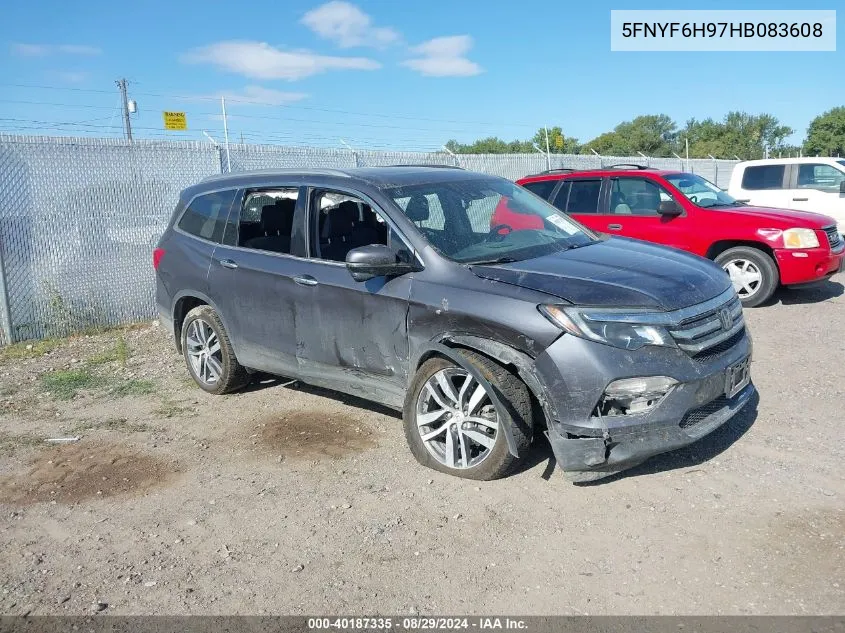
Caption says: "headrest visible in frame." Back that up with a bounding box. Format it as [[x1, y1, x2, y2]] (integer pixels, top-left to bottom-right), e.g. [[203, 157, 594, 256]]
[[405, 195, 429, 222], [322, 200, 357, 238], [260, 198, 295, 234]]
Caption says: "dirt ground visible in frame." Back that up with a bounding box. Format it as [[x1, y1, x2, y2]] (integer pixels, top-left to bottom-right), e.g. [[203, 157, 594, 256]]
[[0, 277, 843, 616]]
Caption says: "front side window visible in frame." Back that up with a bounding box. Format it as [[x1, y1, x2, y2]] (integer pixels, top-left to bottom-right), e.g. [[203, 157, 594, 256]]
[[310, 190, 409, 263], [797, 164, 845, 190], [178, 189, 237, 243], [664, 173, 740, 208], [235, 189, 299, 254], [741, 164, 785, 190], [384, 177, 595, 264]]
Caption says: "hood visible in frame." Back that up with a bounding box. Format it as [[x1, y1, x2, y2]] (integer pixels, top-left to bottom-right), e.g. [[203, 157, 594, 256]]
[[470, 237, 731, 311], [723, 205, 836, 227]]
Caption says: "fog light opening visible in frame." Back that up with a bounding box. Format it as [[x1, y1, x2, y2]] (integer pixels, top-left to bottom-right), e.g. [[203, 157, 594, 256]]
[[594, 376, 678, 417]]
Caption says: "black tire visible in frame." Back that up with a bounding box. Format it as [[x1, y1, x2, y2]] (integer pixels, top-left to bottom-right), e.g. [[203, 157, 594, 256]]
[[181, 305, 249, 395], [403, 350, 533, 481], [715, 246, 779, 308]]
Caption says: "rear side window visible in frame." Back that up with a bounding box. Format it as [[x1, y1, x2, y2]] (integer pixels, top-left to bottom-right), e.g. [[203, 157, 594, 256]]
[[521, 180, 557, 200], [796, 164, 845, 190], [564, 179, 602, 214], [178, 189, 237, 243], [741, 165, 785, 190]]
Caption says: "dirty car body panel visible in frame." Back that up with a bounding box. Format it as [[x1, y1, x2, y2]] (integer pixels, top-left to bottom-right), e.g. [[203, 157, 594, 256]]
[[156, 167, 756, 482]]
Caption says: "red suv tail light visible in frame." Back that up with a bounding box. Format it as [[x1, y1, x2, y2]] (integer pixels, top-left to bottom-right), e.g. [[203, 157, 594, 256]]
[[153, 247, 165, 270]]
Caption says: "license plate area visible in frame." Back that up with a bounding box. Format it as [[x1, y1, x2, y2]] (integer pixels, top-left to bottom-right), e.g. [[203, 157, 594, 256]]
[[725, 357, 751, 398]]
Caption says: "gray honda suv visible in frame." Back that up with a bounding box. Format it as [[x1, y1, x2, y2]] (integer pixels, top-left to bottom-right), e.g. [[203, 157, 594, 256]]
[[154, 166, 755, 482]]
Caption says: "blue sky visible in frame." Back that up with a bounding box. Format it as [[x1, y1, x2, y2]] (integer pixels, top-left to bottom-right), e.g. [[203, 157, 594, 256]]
[[0, 0, 841, 152]]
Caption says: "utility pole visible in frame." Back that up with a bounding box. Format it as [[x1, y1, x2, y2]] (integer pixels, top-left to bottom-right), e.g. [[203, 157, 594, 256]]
[[116, 78, 132, 142], [544, 126, 551, 171]]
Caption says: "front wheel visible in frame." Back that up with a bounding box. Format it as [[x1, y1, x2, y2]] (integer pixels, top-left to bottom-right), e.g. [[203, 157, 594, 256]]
[[715, 247, 779, 308], [403, 350, 533, 480]]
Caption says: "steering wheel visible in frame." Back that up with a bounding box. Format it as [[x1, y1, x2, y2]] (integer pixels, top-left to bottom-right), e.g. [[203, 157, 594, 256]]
[[488, 224, 513, 241]]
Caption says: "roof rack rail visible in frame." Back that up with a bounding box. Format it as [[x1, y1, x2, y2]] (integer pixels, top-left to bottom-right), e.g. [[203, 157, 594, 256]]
[[390, 164, 464, 169], [604, 163, 652, 170], [524, 168, 577, 177]]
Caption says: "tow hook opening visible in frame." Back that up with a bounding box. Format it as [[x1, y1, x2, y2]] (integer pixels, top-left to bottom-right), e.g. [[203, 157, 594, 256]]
[[593, 376, 678, 417]]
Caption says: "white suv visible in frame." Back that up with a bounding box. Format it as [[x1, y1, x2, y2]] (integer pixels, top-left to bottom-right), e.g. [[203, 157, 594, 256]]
[[728, 157, 845, 235]]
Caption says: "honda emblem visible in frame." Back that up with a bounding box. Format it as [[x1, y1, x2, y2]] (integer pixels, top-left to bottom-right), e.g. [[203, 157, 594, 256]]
[[719, 308, 732, 330]]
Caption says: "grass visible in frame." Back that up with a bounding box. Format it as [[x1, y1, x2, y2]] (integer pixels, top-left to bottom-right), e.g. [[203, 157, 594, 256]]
[[69, 417, 151, 435], [41, 369, 103, 400], [154, 399, 192, 418], [0, 432, 44, 454], [41, 369, 155, 400], [0, 384, 18, 397], [0, 339, 61, 363], [108, 379, 156, 397]]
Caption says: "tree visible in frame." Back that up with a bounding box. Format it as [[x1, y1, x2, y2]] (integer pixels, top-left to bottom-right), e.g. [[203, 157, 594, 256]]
[[804, 107, 845, 156], [531, 127, 580, 153], [444, 137, 535, 154], [681, 112, 792, 159], [583, 115, 677, 156]]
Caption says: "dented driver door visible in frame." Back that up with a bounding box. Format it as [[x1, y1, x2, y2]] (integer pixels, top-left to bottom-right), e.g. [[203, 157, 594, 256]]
[[291, 188, 415, 409]]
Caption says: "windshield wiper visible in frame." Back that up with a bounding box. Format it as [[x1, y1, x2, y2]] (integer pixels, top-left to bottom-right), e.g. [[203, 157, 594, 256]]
[[467, 256, 518, 265]]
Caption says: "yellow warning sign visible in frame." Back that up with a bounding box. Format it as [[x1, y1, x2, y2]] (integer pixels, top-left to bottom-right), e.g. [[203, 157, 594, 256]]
[[163, 111, 187, 131]]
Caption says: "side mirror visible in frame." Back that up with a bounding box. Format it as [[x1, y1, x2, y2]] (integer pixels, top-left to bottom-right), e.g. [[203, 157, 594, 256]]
[[345, 244, 418, 282], [839, 180, 845, 194], [657, 200, 683, 216]]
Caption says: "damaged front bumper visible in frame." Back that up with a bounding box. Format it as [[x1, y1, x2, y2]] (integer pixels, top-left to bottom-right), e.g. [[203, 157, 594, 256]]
[[533, 328, 755, 482]]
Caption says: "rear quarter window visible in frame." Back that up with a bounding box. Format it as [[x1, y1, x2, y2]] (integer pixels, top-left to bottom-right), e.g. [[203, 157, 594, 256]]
[[741, 165, 785, 190], [178, 189, 237, 243], [521, 180, 557, 200]]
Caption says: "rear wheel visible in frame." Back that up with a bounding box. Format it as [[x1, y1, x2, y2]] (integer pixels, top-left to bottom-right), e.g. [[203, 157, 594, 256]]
[[403, 350, 533, 480], [715, 247, 778, 308], [181, 305, 249, 394]]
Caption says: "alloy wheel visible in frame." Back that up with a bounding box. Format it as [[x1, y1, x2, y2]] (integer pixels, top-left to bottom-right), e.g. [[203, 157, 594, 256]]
[[185, 318, 223, 385], [415, 367, 499, 469]]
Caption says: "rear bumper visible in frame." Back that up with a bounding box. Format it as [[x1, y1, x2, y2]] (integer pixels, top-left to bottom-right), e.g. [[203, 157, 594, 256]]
[[775, 247, 844, 286]]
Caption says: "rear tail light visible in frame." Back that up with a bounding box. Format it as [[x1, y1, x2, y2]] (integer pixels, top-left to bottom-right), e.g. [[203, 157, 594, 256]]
[[153, 247, 165, 270]]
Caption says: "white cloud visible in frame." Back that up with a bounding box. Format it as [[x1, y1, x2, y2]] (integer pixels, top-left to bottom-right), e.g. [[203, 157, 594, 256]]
[[182, 40, 380, 80], [402, 36, 482, 77], [11, 43, 101, 57], [301, 1, 399, 48], [196, 85, 308, 106]]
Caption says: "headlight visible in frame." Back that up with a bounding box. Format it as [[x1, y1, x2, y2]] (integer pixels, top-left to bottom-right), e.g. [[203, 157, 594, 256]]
[[782, 227, 819, 249], [539, 305, 676, 351]]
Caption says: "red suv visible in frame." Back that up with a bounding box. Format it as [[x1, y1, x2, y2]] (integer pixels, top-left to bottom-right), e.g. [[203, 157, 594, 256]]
[[504, 165, 844, 306]]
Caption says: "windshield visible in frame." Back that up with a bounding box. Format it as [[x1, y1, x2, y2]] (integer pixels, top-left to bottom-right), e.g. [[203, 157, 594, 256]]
[[384, 178, 596, 264], [664, 173, 740, 208]]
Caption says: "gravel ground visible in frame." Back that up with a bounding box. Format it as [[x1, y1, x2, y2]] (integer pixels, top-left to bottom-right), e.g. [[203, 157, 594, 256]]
[[0, 276, 843, 616]]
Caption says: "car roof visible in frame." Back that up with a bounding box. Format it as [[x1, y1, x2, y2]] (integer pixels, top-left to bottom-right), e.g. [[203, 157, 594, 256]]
[[736, 157, 845, 167], [518, 167, 684, 183], [192, 165, 486, 193]]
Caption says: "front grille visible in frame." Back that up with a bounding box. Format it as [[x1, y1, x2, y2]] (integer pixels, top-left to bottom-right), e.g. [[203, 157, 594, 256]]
[[823, 226, 843, 251], [668, 295, 744, 357], [692, 328, 746, 362]]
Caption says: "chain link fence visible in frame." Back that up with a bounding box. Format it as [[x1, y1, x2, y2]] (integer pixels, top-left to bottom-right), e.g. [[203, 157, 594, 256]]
[[0, 134, 739, 344]]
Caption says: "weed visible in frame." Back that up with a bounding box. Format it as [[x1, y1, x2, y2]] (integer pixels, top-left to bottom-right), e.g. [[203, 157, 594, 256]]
[[0, 384, 18, 397], [87, 336, 130, 367], [154, 399, 191, 418]]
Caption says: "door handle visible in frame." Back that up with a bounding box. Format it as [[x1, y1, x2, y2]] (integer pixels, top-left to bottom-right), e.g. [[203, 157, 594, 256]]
[[219, 259, 238, 269], [294, 275, 319, 287], [792, 197, 808, 202], [607, 224, 623, 230]]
